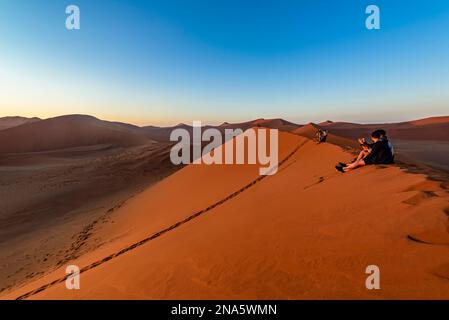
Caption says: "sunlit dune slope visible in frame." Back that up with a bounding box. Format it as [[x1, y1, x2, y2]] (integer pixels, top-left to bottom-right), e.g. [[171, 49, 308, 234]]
[[4, 131, 449, 300]]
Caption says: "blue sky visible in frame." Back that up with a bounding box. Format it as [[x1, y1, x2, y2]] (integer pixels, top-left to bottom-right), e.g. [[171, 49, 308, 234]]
[[0, 0, 448, 125]]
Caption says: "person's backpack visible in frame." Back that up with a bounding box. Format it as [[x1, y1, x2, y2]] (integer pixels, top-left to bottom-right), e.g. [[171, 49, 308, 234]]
[[388, 141, 394, 156]]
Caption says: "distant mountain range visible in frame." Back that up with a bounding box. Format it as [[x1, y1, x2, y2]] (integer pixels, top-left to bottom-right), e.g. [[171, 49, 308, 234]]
[[0, 114, 448, 154]]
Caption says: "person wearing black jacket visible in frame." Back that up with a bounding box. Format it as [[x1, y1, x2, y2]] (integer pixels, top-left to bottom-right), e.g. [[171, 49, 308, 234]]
[[336, 130, 394, 173]]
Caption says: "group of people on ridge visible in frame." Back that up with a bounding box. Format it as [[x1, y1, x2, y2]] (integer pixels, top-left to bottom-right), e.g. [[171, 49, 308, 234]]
[[314, 127, 395, 173]]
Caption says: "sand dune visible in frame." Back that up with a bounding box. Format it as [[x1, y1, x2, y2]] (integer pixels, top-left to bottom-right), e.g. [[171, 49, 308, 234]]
[[408, 116, 449, 126], [4, 130, 449, 300], [0, 116, 41, 131], [0, 115, 153, 154], [242, 118, 299, 131]]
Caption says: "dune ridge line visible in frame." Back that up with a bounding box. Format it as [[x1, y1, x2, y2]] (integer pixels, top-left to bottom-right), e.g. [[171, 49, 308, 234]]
[[14, 139, 308, 300]]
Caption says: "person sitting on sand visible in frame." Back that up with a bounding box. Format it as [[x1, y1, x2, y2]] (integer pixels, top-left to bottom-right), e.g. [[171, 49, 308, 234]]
[[315, 129, 328, 144], [337, 132, 377, 165], [336, 129, 394, 173], [341, 129, 387, 164]]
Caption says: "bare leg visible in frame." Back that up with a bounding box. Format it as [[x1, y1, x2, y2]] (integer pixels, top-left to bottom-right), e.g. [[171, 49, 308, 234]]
[[344, 150, 369, 165], [344, 159, 366, 171], [356, 150, 369, 161]]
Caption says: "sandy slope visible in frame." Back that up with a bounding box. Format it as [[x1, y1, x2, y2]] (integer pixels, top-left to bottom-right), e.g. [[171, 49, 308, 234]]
[[0, 113, 173, 293], [3, 131, 449, 300], [0, 142, 177, 293]]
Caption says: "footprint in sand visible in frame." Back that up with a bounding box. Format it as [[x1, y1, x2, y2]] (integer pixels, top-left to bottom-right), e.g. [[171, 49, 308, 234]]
[[407, 231, 449, 246], [402, 191, 439, 206], [407, 207, 449, 246], [432, 262, 449, 281], [304, 176, 325, 190]]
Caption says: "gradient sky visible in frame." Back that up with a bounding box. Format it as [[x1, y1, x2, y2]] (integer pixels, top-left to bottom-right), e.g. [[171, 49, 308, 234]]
[[0, 0, 449, 126]]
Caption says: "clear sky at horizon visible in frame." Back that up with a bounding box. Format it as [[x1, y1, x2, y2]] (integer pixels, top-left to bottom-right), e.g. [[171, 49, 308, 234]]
[[1, 0, 449, 126]]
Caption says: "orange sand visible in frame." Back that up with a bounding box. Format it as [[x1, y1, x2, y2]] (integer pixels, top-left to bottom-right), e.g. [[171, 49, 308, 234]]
[[3, 131, 449, 300]]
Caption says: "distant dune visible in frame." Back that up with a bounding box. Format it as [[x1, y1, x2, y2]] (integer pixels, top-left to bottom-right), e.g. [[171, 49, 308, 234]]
[[142, 118, 301, 142], [244, 118, 300, 131], [141, 123, 194, 143], [0, 115, 153, 154], [290, 122, 320, 138], [292, 123, 358, 149], [4, 130, 449, 300], [3, 114, 445, 153], [408, 116, 449, 126], [0, 116, 41, 131]]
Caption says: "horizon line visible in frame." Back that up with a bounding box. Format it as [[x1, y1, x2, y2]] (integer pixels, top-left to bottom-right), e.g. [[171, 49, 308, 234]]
[[1, 112, 448, 128]]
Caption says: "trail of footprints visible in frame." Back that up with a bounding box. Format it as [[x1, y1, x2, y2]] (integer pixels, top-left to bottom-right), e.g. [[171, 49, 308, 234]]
[[14, 141, 308, 300]]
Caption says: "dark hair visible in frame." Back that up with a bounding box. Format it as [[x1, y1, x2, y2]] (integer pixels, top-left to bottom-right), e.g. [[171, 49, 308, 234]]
[[371, 129, 386, 139]]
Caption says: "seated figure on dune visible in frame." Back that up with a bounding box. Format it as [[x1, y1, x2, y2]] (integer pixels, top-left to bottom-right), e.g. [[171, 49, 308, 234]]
[[336, 129, 394, 173], [315, 129, 328, 144]]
